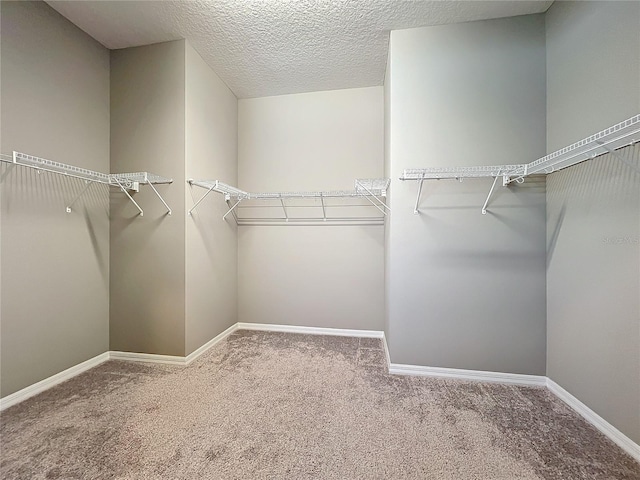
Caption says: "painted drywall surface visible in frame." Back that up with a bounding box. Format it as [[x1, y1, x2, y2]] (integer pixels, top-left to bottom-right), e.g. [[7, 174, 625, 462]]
[[386, 15, 547, 374], [545, 1, 640, 443], [185, 42, 238, 355], [0, 1, 110, 396], [238, 87, 385, 331], [546, 1, 640, 153], [110, 41, 187, 356]]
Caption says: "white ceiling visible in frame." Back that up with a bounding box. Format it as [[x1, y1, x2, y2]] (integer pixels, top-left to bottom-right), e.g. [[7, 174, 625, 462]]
[[46, 1, 553, 99]]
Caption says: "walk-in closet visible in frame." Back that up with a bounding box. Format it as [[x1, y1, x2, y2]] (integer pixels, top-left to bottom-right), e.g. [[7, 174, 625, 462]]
[[1, 1, 639, 478]]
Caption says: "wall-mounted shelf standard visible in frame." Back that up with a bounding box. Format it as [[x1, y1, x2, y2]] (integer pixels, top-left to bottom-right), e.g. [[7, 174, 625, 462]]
[[0, 151, 173, 216], [187, 178, 390, 225], [400, 114, 640, 215]]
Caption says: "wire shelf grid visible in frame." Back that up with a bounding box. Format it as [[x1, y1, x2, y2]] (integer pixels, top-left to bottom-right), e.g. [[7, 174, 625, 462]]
[[1, 151, 174, 216], [187, 177, 390, 224], [400, 165, 527, 180], [399, 114, 640, 214], [523, 114, 640, 177]]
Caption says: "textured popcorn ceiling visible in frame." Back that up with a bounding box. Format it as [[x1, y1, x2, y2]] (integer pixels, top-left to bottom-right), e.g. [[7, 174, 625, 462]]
[[46, 1, 552, 98]]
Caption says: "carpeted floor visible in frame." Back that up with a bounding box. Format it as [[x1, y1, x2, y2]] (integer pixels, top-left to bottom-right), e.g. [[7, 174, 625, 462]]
[[1, 330, 638, 479]]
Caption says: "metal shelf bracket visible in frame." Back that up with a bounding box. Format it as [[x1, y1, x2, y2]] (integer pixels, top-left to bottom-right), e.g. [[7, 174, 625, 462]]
[[188, 180, 215, 216], [146, 180, 172, 215], [355, 179, 391, 216], [111, 176, 144, 216], [66, 181, 93, 213], [482, 170, 501, 215], [223, 197, 242, 221], [414, 175, 425, 215]]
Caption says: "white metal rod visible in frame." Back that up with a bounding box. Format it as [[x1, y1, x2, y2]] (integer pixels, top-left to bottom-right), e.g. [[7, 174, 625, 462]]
[[320, 193, 326, 221], [146, 179, 172, 215], [280, 198, 288, 221], [66, 182, 93, 213], [482, 172, 501, 215], [360, 193, 387, 216], [355, 180, 391, 211], [223, 199, 242, 220], [414, 178, 424, 215], [225, 198, 240, 223], [188, 186, 215, 216], [112, 177, 144, 217]]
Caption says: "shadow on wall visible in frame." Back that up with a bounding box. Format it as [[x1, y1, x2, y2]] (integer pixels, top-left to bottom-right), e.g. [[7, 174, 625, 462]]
[[1, 164, 109, 214], [547, 203, 566, 269], [546, 144, 640, 270], [548, 147, 640, 204], [0, 162, 111, 288]]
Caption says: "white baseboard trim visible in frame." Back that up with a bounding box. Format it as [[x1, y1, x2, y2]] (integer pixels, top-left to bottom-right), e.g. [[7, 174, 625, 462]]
[[547, 378, 640, 462], [0, 352, 110, 412], [109, 324, 239, 366], [185, 323, 238, 364], [236, 322, 384, 338], [108, 351, 186, 365], [1, 325, 240, 410], [382, 333, 391, 367], [389, 363, 547, 387]]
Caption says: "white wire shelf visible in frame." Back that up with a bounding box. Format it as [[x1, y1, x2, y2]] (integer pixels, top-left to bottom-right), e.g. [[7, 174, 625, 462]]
[[401, 165, 527, 180], [520, 114, 640, 179], [400, 114, 640, 215], [187, 178, 390, 225], [1, 151, 173, 216]]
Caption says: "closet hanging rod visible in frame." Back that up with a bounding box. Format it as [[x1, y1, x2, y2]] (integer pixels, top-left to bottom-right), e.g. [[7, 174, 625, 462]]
[[1, 151, 174, 216]]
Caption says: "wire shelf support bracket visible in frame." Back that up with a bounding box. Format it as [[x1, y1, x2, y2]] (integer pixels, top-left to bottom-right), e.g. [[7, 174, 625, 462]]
[[1, 151, 173, 216], [482, 170, 501, 215], [66, 181, 93, 213]]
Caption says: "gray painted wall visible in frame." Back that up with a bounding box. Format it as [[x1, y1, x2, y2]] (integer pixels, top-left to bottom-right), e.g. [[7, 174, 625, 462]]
[[545, 0, 640, 443], [1, 1, 110, 396], [110, 41, 187, 356], [385, 15, 547, 374], [238, 88, 385, 331], [185, 42, 238, 355]]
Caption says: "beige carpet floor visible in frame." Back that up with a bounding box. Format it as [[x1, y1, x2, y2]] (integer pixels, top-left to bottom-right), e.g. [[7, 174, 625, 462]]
[[1, 330, 638, 479]]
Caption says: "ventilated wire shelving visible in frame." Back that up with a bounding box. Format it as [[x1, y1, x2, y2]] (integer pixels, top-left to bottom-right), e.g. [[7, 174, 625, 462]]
[[0, 151, 173, 216], [187, 178, 391, 225], [400, 114, 640, 214]]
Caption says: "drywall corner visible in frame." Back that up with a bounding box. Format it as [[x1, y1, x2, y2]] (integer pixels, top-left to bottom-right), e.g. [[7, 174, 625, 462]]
[[184, 41, 238, 356]]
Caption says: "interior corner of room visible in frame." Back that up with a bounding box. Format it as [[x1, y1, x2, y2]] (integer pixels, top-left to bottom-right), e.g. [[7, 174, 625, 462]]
[[1, 0, 639, 469]]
